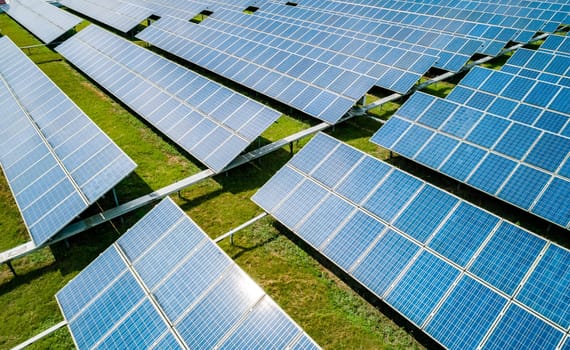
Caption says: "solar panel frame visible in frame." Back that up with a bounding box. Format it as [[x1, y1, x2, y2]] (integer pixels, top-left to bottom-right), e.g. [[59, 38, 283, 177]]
[[56, 24, 281, 173], [56, 197, 319, 350], [0, 36, 136, 246], [0, 0, 82, 43], [252, 132, 570, 350]]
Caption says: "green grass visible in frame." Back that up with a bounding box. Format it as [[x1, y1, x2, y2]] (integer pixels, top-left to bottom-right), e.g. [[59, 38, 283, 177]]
[[0, 15, 424, 350]]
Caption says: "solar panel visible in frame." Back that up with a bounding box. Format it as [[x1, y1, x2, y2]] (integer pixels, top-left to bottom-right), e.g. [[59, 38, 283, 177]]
[[372, 85, 570, 229], [502, 48, 570, 86], [540, 34, 570, 57], [259, 2, 483, 72], [0, 36, 135, 246], [59, 0, 153, 33], [0, 0, 82, 43], [252, 132, 569, 350], [56, 197, 320, 350], [56, 25, 281, 173], [137, 12, 437, 123], [289, 0, 565, 56]]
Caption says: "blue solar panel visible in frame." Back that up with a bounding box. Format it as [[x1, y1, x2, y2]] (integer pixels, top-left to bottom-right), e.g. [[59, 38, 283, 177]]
[[58, 198, 318, 349], [494, 124, 541, 159], [335, 157, 392, 204], [440, 106, 482, 138], [483, 304, 565, 350], [386, 251, 460, 325], [429, 202, 498, 266], [0, 36, 135, 246], [363, 170, 423, 222], [274, 179, 329, 229], [352, 229, 420, 297], [1, 0, 82, 43], [415, 134, 459, 169], [311, 143, 364, 188], [467, 153, 517, 194], [297, 194, 355, 248], [392, 125, 434, 158], [393, 185, 458, 243], [322, 211, 386, 270], [469, 222, 546, 295], [466, 115, 511, 148], [369, 117, 412, 149], [532, 178, 570, 228], [252, 167, 305, 213], [516, 244, 570, 328], [525, 133, 570, 172], [440, 143, 487, 181], [425, 276, 507, 350], [56, 25, 280, 173]]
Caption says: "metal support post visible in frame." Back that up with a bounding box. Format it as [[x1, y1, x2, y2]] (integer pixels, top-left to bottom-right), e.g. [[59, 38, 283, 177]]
[[289, 142, 294, 155], [6, 261, 16, 276], [112, 187, 124, 224]]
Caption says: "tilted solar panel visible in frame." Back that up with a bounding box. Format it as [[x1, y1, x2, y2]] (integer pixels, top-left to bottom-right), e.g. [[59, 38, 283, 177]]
[[541, 34, 570, 57], [502, 48, 570, 86], [260, 2, 483, 72], [0, 36, 136, 246], [0, 0, 81, 43], [60, 0, 153, 33], [252, 132, 569, 350], [57, 197, 320, 349], [137, 13, 436, 123], [56, 25, 281, 173], [371, 63, 570, 229]]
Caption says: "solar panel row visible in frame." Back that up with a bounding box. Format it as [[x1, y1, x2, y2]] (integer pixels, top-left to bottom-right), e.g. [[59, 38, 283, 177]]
[[57, 197, 320, 349], [253, 132, 570, 350], [502, 48, 570, 86], [0, 36, 136, 245], [292, 0, 563, 55], [0, 0, 82, 43], [60, 0, 153, 32], [56, 25, 281, 172], [137, 14, 436, 123], [540, 34, 570, 56], [258, 3, 483, 72]]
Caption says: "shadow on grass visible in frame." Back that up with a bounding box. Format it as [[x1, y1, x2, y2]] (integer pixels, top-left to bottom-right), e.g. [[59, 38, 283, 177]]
[[275, 222, 445, 350]]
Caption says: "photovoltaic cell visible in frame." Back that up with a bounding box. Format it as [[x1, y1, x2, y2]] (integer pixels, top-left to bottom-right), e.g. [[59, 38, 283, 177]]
[[56, 25, 281, 173], [1, 0, 81, 43], [372, 65, 570, 230], [57, 198, 319, 349], [0, 36, 135, 246], [253, 133, 569, 349]]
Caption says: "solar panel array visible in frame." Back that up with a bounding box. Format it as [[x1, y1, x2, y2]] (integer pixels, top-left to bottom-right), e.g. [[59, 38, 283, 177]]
[[253, 132, 570, 350], [57, 25, 281, 173], [59, 0, 153, 32], [0, 36, 136, 246], [256, 3, 483, 72], [57, 197, 320, 350], [372, 42, 570, 229], [541, 34, 570, 57], [291, 0, 569, 55], [0, 0, 82, 43], [137, 12, 437, 123]]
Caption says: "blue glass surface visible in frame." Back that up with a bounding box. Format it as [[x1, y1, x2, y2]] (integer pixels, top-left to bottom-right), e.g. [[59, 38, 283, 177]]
[[446, 86, 474, 104], [460, 66, 491, 89], [498, 165, 551, 209], [427, 276, 506, 350], [396, 92, 436, 121], [415, 134, 459, 169], [483, 303, 564, 350], [501, 76, 535, 101], [370, 117, 412, 149], [386, 251, 460, 326], [532, 178, 570, 228], [352, 229, 420, 297], [525, 133, 570, 172], [297, 194, 355, 248], [363, 170, 423, 223], [517, 244, 570, 328], [441, 106, 482, 138], [252, 166, 304, 212], [470, 222, 546, 295], [440, 143, 487, 181], [525, 82, 561, 107], [335, 157, 392, 204], [322, 210, 386, 271], [493, 124, 541, 160], [510, 104, 542, 125], [274, 179, 329, 229], [535, 111, 567, 134], [96, 300, 167, 350], [393, 125, 434, 158], [466, 91, 495, 111], [418, 99, 458, 129], [289, 133, 339, 173], [467, 153, 517, 194], [466, 115, 511, 149], [429, 202, 499, 267], [219, 297, 300, 349], [311, 143, 363, 188], [481, 71, 514, 94], [393, 185, 458, 243]]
